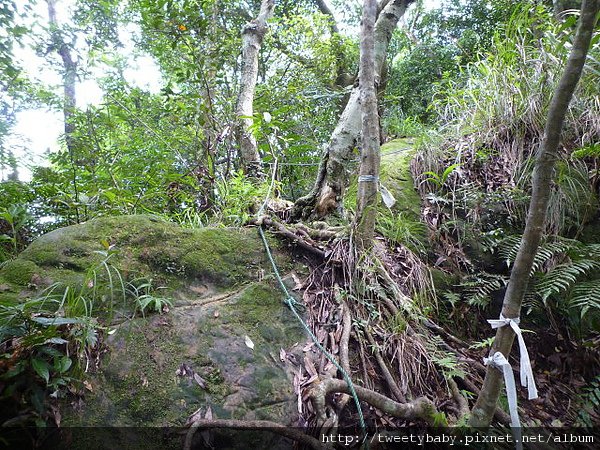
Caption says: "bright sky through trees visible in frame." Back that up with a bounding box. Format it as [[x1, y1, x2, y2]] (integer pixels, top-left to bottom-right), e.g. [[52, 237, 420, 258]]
[[4, 0, 162, 181], [3, 0, 440, 181]]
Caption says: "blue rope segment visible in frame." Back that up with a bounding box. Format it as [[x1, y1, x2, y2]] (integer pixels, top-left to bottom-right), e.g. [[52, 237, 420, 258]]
[[257, 225, 367, 440]]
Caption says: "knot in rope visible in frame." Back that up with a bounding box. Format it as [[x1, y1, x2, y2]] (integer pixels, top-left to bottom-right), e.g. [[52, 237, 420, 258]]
[[487, 314, 538, 400]]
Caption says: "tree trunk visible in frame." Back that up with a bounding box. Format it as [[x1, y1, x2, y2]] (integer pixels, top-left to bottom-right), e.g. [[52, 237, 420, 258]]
[[293, 0, 414, 219], [354, 0, 380, 250], [234, 0, 275, 179], [469, 0, 599, 427], [47, 0, 80, 222]]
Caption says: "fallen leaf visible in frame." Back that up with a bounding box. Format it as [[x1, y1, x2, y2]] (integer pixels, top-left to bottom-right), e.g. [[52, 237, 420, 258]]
[[244, 335, 254, 350], [291, 273, 303, 290], [83, 380, 93, 392], [186, 406, 203, 426], [194, 373, 207, 389]]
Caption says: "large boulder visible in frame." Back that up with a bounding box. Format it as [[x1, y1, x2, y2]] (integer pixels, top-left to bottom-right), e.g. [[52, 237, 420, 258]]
[[0, 215, 308, 436]]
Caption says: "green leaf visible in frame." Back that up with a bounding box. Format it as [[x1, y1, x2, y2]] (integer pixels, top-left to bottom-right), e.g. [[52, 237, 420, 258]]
[[31, 317, 83, 326], [55, 356, 72, 373], [31, 357, 50, 383]]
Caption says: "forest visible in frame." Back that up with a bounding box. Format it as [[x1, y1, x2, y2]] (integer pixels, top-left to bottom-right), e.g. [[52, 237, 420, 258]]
[[1, 0, 599, 448]]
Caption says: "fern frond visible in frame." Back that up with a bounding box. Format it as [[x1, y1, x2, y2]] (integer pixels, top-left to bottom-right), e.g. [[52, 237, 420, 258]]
[[460, 273, 508, 307], [569, 278, 600, 319], [497, 234, 578, 272], [537, 259, 600, 301]]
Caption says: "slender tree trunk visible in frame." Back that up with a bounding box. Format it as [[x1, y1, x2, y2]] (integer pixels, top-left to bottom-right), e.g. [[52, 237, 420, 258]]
[[469, 0, 599, 427], [47, 0, 80, 222], [235, 0, 275, 179], [314, 0, 339, 34], [354, 0, 379, 250], [293, 0, 414, 219]]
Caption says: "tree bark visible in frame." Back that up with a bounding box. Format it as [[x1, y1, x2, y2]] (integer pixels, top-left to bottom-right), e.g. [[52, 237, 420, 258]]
[[293, 0, 414, 219], [469, 0, 599, 427], [47, 0, 80, 222], [354, 0, 380, 250], [235, 0, 275, 179], [314, 0, 339, 34]]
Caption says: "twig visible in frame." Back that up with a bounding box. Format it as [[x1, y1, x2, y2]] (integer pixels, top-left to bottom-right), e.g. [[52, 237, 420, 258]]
[[365, 328, 406, 402]]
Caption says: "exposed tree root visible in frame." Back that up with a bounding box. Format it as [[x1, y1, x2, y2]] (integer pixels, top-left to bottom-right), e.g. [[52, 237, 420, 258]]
[[448, 378, 470, 419], [253, 216, 328, 258], [310, 378, 442, 425], [365, 328, 406, 402], [184, 419, 325, 450], [246, 217, 515, 431]]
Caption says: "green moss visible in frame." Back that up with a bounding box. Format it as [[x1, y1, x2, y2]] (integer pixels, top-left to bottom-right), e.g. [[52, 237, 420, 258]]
[[236, 284, 281, 324], [379, 138, 422, 221], [0, 259, 39, 286], [13, 216, 270, 298]]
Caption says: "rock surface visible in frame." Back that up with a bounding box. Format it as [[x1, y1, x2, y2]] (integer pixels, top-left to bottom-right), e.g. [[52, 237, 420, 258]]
[[0, 215, 308, 433]]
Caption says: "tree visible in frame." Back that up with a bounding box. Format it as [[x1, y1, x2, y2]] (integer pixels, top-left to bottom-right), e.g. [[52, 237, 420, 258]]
[[293, 0, 415, 219], [46, 0, 80, 222], [235, 0, 275, 179], [469, 0, 600, 427], [354, 0, 379, 250]]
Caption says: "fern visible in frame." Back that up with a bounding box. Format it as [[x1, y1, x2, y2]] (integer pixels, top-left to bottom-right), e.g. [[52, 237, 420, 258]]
[[536, 259, 600, 302], [425, 334, 465, 379], [459, 272, 508, 307], [569, 278, 600, 319], [491, 235, 600, 330], [576, 376, 600, 427], [497, 235, 578, 272]]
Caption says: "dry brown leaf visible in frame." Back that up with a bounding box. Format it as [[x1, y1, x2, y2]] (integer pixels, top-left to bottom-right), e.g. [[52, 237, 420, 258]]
[[194, 373, 207, 389], [304, 355, 317, 377]]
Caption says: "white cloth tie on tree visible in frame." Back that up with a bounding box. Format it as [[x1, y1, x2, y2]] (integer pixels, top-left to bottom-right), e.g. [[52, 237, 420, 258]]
[[358, 175, 378, 182], [483, 352, 523, 450], [487, 315, 538, 400], [357, 175, 397, 208]]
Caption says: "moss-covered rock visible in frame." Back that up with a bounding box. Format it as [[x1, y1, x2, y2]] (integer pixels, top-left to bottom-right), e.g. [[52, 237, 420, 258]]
[[1, 215, 308, 439], [0, 259, 39, 286], [379, 138, 422, 221], [63, 280, 306, 429], [344, 138, 427, 252], [8, 215, 265, 289]]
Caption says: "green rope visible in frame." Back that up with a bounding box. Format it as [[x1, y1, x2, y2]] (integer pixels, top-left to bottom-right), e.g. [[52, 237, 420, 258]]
[[257, 226, 367, 438]]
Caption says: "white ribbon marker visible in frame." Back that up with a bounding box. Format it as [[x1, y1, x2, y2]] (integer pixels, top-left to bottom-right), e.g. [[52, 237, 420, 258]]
[[484, 352, 523, 450], [487, 314, 538, 400]]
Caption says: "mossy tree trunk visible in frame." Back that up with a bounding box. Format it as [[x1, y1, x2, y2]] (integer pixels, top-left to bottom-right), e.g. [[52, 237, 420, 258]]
[[293, 0, 415, 219], [234, 0, 275, 180], [469, 0, 600, 427], [354, 0, 380, 250]]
